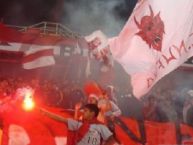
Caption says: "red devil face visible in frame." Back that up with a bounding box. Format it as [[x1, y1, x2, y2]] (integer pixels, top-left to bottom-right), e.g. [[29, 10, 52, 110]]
[[134, 6, 165, 52]]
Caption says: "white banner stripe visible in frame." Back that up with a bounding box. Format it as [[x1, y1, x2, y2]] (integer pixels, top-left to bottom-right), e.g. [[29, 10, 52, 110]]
[[24, 45, 60, 56], [0, 43, 22, 51], [22, 56, 55, 69]]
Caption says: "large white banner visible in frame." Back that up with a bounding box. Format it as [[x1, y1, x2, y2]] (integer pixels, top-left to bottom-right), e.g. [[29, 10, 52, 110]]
[[86, 0, 193, 98]]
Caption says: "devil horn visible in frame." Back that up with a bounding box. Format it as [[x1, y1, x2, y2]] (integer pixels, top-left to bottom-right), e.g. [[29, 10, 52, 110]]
[[149, 5, 154, 17]]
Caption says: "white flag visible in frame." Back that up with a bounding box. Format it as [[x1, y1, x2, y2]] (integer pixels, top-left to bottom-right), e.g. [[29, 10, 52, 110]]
[[109, 0, 193, 98], [85, 0, 193, 98]]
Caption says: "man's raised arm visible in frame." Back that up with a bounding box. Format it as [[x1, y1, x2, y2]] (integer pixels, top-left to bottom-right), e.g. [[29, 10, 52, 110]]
[[39, 108, 68, 123]]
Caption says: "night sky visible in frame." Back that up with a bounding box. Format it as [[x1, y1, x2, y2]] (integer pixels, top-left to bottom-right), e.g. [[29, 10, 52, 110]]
[[0, 0, 137, 35]]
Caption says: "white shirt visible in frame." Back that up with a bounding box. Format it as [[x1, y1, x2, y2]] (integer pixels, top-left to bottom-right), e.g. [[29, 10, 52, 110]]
[[98, 99, 121, 117], [67, 119, 112, 145]]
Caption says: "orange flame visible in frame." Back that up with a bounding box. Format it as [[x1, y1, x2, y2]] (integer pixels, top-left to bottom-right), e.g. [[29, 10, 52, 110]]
[[22, 88, 35, 111]]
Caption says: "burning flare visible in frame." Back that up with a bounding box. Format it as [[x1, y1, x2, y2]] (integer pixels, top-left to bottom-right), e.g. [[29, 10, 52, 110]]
[[20, 87, 35, 111]]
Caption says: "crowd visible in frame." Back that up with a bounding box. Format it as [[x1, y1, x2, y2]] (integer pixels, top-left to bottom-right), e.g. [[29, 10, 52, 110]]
[[0, 76, 123, 145], [0, 75, 193, 145], [0, 75, 192, 127], [142, 89, 193, 127], [0, 76, 84, 108]]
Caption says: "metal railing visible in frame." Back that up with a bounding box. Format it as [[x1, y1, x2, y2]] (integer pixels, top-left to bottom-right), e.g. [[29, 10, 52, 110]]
[[7, 21, 81, 38]]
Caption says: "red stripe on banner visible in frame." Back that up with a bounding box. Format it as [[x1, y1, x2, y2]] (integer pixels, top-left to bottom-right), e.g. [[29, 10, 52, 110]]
[[0, 59, 21, 63], [0, 50, 23, 63], [22, 49, 54, 63], [0, 49, 23, 55]]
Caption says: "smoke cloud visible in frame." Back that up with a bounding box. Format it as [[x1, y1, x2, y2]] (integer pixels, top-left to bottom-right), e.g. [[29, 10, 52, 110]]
[[62, 0, 128, 36]]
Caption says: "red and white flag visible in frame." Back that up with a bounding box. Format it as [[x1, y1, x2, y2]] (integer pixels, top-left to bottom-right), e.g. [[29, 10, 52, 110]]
[[109, 0, 193, 97], [22, 45, 59, 69], [0, 23, 61, 69], [86, 0, 193, 98]]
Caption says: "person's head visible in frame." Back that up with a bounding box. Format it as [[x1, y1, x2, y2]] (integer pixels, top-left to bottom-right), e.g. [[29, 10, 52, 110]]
[[187, 90, 193, 97], [87, 94, 99, 104], [106, 85, 115, 95], [186, 90, 193, 105], [98, 99, 110, 112], [148, 95, 156, 105], [82, 104, 99, 120]]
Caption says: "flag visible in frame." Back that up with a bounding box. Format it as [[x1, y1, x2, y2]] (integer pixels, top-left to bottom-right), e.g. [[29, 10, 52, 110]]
[[0, 23, 67, 69], [109, 0, 193, 97], [0, 43, 24, 63], [1, 103, 193, 145], [85, 30, 109, 60], [22, 45, 60, 69], [85, 56, 91, 78], [0, 103, 70, 145], [86, 0, 193, 98]]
